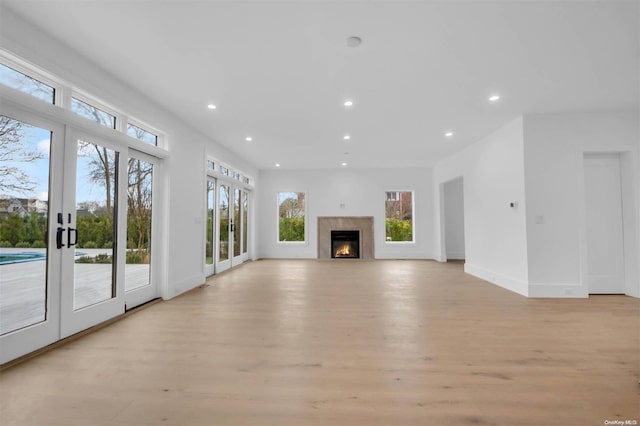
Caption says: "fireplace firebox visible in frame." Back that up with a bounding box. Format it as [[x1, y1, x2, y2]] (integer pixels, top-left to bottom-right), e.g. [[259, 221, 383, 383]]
[[331, 230, 360, 259]]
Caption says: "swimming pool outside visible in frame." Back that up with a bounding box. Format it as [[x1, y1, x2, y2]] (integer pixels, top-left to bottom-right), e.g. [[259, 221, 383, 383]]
[[0, 252, 47, 265]]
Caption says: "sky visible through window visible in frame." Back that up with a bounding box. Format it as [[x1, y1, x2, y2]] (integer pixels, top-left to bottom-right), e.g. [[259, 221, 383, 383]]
[[0, 64, 54, 103], [1, 116, 109, 206]]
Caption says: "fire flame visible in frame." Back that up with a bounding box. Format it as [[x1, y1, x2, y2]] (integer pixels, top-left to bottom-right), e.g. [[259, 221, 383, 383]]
[[335, 244, 351, 257]]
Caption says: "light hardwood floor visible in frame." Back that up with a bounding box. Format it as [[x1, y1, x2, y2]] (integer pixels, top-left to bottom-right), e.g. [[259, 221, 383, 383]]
[[1, 259, 638, 426]]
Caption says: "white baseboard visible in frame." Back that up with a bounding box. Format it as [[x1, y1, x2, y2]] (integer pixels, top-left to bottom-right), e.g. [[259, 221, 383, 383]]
[[464, 263, 528, 296], [528, 283, 588, 298], [169, 274, 205, 299], [445, 252, 465, 260]]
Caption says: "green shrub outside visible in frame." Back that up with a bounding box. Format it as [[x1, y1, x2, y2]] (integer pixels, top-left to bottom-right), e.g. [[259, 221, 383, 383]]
[[126, 252, 142, 264], [31, 240, 46, 248], [279, 217, 304, 241], [82, 241, 98, 248], [15, 241, 32, 248], [75, 253, 112, 264], [0, 240, 13, 247], [385, 218, 413, 242]]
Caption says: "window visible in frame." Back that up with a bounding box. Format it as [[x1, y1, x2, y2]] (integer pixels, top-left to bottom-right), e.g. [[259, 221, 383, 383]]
[[278, 192, 305, 242], [127, 123, 157, 146], [385, 191, 414, 242], [0, 63, 55, 104], [232, 171, 240, 181], [71, 97, 116, 129], [386, 191, 399, 201], [219, 166, 229, 176], [207, 160, 215, 170]]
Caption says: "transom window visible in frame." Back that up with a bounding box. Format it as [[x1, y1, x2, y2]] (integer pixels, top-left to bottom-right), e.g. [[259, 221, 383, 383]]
[[1, 53, 167, 151], [206, 157, 253, 188], [0, 63, 55, 104], [71, 97, 116, 129], [127, 123, 158, 146]]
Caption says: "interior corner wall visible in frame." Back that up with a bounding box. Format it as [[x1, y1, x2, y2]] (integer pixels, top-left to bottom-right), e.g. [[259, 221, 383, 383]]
[[523, 111, 640, 298], [257, 167, 434, 259], [433, 117, 529, 296], [0, 9, 259, 299]]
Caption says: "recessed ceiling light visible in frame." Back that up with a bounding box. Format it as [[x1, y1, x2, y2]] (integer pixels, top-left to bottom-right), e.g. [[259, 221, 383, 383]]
[[346, 36, 362, 48], [343, 135, 351, 140], [341, 162, 348, 167], [445, 131, 454, 138], [488, 95, 500, 102], [245, 136, 253, 142], [343, 100, 353, 107], [275, 163, 280, 167], [207, 104, 217, 110]]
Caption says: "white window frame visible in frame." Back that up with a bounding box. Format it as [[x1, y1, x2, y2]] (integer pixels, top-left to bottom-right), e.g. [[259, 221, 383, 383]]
[[70, 91, 119, 130], [126, 119, 162, 148], [0, 49, 169, 156], [206, 156, 254, 190], [277, 191, 307, 244], [0, 51, 60, 105], [384, 190, 416, 244]]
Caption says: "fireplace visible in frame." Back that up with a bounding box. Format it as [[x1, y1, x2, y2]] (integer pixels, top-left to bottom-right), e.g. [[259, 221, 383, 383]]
[[331, 230, 360, 259]]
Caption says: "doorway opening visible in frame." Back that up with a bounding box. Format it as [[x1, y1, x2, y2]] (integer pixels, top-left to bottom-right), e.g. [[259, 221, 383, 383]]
[[442, 177, 465, 262]]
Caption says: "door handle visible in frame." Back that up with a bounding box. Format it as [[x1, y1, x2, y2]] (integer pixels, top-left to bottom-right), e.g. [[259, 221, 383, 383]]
[[230, 224, 236, 232], [56, 227, 66, 249], [67, 227, 78, 247]]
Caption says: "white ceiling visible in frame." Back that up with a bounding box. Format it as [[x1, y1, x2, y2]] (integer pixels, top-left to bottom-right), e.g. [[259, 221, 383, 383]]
[[2, 1, 638, 170]]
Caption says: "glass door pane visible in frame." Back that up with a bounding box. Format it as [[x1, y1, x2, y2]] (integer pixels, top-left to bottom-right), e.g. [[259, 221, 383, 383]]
[[242, 191, 248, 255], [0, 116, 51, 334], [73, 140, 118, 310], [218, 184, 229, 261], [205, 178, 215, 266], [125, 158, 153, 291], [233, 189, 241, 257]]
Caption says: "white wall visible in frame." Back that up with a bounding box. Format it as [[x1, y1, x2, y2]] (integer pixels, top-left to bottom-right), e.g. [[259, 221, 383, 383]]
[[257, 167, 433, 259], [523, 112, 639, 297], [433, 117, 529, 296], [443, 177, 465, 260], [0, 9, 258, 299]]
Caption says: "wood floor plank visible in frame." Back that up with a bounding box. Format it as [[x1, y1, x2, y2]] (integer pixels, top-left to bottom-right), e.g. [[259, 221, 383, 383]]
[[1, 259, 638, 425]]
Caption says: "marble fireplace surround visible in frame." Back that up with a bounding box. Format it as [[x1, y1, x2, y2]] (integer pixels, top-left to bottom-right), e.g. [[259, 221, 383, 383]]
[[317, 216, 374, 259]]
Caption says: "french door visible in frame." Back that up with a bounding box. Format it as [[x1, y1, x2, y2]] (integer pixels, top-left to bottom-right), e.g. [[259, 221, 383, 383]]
[[214, 183, 249, 273], [204, 176, 216, 277], [59, 128, 126, 337], [0, 106, 159, 363]]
